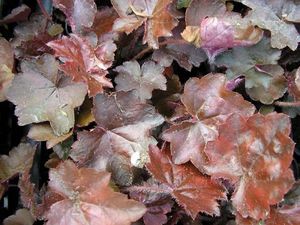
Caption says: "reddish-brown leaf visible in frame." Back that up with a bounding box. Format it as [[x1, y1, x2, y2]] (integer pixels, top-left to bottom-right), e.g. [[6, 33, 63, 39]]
[[236, 206, 300, 225], [0, 4, 31, 25], [47, 34, 115, 96], [46, 160, 146, 225], [162, 73, 255, 171], [204, 113, 295, 220], [129, 180, 174, 225], [71, 91, 164, 185], [112, 0, 178, 49], [146, 144, 226, 219], [90, 7, 118, 37]]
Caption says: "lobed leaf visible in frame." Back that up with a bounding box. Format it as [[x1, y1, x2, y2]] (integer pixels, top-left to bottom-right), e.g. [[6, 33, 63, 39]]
[[146, 144, 226, 219], [47, 34, 115, 96], [115, 60, 167, 101], [112, 0, 178, 49], [204, 113, 295, 220], [6, 54, 87, 135]]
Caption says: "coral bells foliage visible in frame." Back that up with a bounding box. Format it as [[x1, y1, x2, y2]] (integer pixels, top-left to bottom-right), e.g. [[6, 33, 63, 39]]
[[1, 0, 300, 225]]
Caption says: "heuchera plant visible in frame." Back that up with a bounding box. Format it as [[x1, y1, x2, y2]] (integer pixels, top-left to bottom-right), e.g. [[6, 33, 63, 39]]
[[1, 0, 300, 224]]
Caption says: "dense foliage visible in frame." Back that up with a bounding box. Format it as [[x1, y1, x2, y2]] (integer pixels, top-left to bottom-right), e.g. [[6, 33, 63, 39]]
[[1, 0, 300, 224]]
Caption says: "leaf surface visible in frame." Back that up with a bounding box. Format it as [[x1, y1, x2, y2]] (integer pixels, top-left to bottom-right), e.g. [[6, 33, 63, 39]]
[[46, 160, 146, 225], [215, 37, 286, 104], [204, 113, 295, 220], [47, 34, 116, 96], [53, 0, 97, 32], [112, 0, 178, 48], [115, 60, 167, 101], [162, 73, 255, 170], [146, 144, 226, 219], [7, 54, 87, 135], [0, 143, 35, 182]]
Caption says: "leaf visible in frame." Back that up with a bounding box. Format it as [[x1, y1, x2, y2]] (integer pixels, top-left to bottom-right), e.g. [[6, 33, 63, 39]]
[[47, 34, 116, 96], [3, 209, 34, 225], [115, 60, 167, 101], [90, 7, 118, 37], [245, 65, 287, 104], [204, 113, 295, 220], [0, 4, 31, 25], [281, 0, 300, 23], [183, 0, 263, 60], [52, 0, 97, 32], [162, 73, 255, 171], [6, 54, 87, 135], [0, 143, 35, 182], [75, 97, 95, 127], [71, 91, 164, 185], [236, 0, 300, 50], [215, 37, 286, 104], [177, 0, 191, 9], [11, 14, 59, 58], [0, 37, 14, 102], [18, 170, 61, 219], [152, 23, 207, 71], [46, 160, 146, 225], [185, 0, 226, 26], [129, 180, 174, 225], [236, 206, 300, 225], [112, 0, 178, 49], [28, 124, 73, 149], [146, 144, 226, 219]]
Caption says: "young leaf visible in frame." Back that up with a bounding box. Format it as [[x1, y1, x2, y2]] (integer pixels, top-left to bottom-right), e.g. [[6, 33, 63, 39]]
[[46, 160, 146, 225], [204, 113, 295, 220], [115, 60, 167, 101], [146, 144, 226, 219], [183, 0, 263, 60], [47, 34, 116, 96], [162, 73, 255, 171], [112, 0, 178, 49], [53, 0, 97, 33], [6, 54, 87, 135], [0, 143, 35, 182]]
